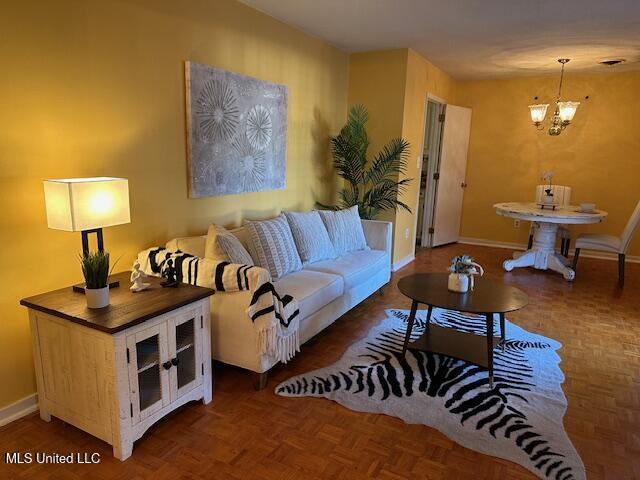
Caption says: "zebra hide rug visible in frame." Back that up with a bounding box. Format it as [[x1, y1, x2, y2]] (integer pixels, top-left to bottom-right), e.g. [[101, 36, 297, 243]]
[[276, 308, 585, 480]]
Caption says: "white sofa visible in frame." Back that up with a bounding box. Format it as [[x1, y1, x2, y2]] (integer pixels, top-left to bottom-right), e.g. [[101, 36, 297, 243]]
[[166, 219, 392, 387]]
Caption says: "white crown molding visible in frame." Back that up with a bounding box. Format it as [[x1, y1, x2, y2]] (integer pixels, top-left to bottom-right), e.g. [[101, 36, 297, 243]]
[[0, 394, 38, 427], [458, 237, 640, 263]]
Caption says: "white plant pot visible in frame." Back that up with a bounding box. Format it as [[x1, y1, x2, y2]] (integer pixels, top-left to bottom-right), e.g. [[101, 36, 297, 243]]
[[448, 273, 470, 293], [86, 286, 109, 309], [542, 194, 555, 205]]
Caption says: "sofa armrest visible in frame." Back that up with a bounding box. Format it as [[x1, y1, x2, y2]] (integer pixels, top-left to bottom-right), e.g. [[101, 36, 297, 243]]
[[166, 235, 207, 258], [362, 220, 392, 256]]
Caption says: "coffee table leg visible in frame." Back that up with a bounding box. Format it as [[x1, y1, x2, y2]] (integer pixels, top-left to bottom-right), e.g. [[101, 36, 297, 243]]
[[402, 300, 419, 355], [425, 304, 433, 332], [500, 313, 505, 352], [486, 313, 494, 388]]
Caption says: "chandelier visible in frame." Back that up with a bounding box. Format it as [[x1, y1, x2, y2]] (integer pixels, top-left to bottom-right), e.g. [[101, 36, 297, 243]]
[[528, 59, 580, 136]]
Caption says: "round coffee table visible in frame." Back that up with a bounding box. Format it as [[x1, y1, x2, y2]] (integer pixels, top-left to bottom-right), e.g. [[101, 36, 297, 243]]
[[397, 273, 528, 387]]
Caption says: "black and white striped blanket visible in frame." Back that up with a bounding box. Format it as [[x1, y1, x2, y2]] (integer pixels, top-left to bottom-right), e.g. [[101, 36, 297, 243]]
[[136, 247, 300, 363]]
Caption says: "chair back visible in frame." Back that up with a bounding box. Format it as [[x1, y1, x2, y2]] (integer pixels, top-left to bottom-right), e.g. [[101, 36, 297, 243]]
[[535, 185, 572, 206], [621, 199, 640, 252]]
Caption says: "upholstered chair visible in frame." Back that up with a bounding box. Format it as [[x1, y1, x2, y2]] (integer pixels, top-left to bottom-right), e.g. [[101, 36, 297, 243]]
[[573, 199, 640, 287], [528, 185, 572, 256]]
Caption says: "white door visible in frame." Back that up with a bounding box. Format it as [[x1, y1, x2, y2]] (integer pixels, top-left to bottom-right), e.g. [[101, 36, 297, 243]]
[[431, 105, 472, 246]]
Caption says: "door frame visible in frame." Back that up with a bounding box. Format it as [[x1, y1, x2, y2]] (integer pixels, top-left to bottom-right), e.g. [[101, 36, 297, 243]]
[[415, 94, 446, 248]]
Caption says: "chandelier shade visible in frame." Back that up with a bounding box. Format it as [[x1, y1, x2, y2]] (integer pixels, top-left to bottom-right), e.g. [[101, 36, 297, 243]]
[[557, 101, 580, 123], [528, 104, 549, 125]]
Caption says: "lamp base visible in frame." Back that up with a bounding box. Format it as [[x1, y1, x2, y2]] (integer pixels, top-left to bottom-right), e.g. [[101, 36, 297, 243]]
[[73, 280, 120, 294]]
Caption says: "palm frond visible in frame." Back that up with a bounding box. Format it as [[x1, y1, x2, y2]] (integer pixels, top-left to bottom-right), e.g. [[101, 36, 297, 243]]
[[315, 201, 339, 211], [330, 126, 367, 187], [365, 137, 410, 185], [323, 105, 414, 220], [338, 187, 360, 208]]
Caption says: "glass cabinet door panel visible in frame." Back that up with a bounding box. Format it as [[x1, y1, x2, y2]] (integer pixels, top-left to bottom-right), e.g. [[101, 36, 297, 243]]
[[135, 334, 161, 411], [127, 323, 170, 423], [175, 318, 196, 389]]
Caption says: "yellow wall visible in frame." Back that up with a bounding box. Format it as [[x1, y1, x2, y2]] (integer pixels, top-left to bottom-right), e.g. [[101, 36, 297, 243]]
[[395, 50, 457, 262], [347, 49, 457, 263], [0, 0, 348, 408], [346, 49, 408, 241], [457, 71, 640, 255]]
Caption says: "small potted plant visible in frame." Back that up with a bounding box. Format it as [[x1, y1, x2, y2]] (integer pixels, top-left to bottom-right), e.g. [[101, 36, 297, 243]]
[[541, 171, 555, 205], [448, 255, 484, 293], [80, 250, 112, 309]]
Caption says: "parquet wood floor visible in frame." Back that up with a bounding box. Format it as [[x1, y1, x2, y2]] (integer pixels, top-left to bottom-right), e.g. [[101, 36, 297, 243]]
[[1, 244, 639, 479]]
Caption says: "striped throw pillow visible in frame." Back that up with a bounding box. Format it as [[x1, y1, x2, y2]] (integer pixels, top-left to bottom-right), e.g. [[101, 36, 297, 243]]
[[284, 211, 336, 264], [216, 232, 254, 266], [247, 215, 303, 280], [318, 206, 368, 256]]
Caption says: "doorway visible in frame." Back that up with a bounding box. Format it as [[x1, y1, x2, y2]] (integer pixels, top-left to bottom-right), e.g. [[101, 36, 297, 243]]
[[415, 99, 445, 248]]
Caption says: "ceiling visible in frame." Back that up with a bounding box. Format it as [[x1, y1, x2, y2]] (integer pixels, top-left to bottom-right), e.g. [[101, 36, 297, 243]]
[[238, 0, 640, 79]]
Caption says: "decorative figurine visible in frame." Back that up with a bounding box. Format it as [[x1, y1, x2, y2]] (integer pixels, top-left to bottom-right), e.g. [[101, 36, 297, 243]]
[[160, 259, 179, 288], [130, 260, 151, 292]]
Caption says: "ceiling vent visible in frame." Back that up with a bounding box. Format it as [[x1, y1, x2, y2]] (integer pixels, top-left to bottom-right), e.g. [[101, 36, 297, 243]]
[[599, 59, 626, 66]]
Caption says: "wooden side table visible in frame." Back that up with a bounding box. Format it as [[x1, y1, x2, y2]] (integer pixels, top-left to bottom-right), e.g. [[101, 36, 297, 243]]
[[20, 271, 215, 460], [397, 273, 528, 388]]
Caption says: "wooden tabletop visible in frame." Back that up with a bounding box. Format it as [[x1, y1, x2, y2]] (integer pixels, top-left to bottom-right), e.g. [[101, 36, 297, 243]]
[[494, 202, 607, 225], [20, 271, 214, 334], [397, 273, 528, 314]]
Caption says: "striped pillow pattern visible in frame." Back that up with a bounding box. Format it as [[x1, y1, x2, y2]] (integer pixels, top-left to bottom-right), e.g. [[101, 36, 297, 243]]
[[318, 205, 368, 256], [216, 232, 254, 266], [284, 211, 336, 264], [247, 215, 303, 280]]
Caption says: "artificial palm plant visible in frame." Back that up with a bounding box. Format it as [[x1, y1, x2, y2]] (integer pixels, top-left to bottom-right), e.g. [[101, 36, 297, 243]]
[[318, 105, 413, 220]]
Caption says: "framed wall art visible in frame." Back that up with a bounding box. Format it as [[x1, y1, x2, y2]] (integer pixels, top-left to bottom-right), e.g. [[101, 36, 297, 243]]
[[185, 61, 288, 198]]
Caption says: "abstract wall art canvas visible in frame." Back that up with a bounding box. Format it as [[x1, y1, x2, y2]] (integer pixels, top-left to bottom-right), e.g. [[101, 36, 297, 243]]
[[185, 61, 288, 198]]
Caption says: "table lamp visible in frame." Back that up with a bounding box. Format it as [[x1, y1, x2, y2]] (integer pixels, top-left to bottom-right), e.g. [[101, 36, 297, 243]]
[[43, 177, 130, 289]]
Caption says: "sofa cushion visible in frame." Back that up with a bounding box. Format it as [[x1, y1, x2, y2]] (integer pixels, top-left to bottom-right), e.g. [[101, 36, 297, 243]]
[[318, 206, 368, 256], [284, 210, 336, 264], [274, 270, 344, 320], [305, 249, 388, 290], [247, 215, 303, 280]]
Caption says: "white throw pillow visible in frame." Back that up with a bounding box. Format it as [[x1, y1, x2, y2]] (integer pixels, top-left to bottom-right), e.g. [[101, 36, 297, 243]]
[[246, 215, 303, 280], [284, 211, 336, 264], [318, 205, 368, 256], [204, 224, 231, 261], [216, 232, 254, 266]]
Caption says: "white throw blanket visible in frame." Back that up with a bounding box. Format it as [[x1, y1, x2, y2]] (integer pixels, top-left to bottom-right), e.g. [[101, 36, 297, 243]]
[[136, 247, 300, 363]]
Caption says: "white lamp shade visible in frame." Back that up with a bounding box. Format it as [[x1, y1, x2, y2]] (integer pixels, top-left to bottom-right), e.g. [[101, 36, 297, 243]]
[[557, 101, 580, 123], [528, 104, 549, 124], [43, 177, 130, 232]]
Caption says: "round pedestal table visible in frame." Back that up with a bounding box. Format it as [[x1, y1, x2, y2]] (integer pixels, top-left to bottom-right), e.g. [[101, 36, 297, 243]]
[[494, 202, 607, 281]]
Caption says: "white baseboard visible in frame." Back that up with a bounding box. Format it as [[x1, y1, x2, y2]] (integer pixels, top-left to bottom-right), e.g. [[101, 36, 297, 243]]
[[393, 253, 415, 271], [458, 237, 640, 263], [459, 237, 527, 251], [0, 394, 38, 427]]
